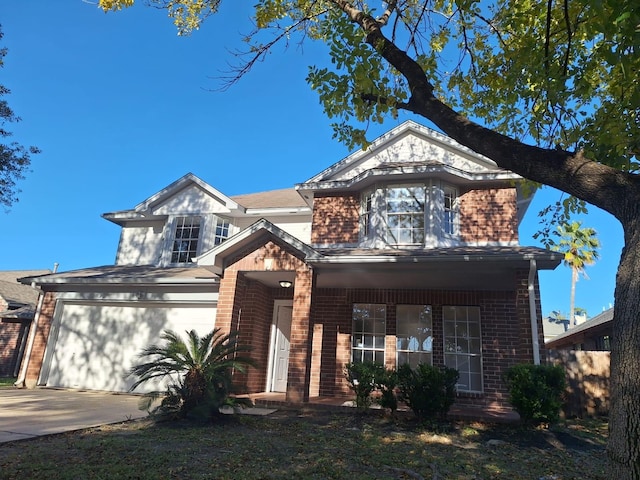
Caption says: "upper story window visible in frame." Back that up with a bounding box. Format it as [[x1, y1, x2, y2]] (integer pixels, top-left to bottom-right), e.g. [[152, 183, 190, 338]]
[[443, 187, 459, 236], [385, 186, 426, 245], [360, 191, 373, 238], [360, 182, 459, 247], [214, 217, 230, 246], [171, 216, 201, 264]]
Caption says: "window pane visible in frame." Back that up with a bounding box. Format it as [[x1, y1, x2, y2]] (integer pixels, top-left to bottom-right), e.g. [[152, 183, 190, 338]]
[[171, 216, 200, 264], [442, 306, 482, 393], [352, 304, 386, 364], [396, 305, 432, 367]]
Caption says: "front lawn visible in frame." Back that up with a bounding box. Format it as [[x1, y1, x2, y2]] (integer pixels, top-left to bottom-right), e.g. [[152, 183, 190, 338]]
[[0, 410, 608, 479]]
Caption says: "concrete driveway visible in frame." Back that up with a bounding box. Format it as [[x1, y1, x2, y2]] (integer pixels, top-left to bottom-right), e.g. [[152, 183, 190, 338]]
[[0, 388, 148, 443]]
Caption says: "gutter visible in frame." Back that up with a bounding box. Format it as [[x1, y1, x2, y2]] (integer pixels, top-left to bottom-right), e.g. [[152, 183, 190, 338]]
[[528, 259, 541, 365], [14, 289, 45, 387]]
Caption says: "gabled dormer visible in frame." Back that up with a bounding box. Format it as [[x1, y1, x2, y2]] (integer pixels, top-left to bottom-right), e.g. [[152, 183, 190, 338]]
[[296, 121, 530, 249], [103, 173, 244, 267]]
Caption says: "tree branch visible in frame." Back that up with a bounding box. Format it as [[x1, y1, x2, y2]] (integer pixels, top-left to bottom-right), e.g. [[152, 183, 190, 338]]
[[329, 0, 639, 222]]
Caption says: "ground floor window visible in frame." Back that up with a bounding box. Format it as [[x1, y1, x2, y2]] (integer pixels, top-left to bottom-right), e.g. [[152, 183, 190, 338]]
[[352, 304, 386, 364], [396, 305, 433, 368], [443, 305, 483, 392]]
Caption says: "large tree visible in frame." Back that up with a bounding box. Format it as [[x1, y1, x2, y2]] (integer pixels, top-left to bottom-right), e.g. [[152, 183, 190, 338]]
[[100, 0, 639, 476], [0, 26, 39, 208]]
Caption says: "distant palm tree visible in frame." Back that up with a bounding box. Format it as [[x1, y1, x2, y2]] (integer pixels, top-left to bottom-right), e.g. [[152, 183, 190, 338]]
[[128, 328, 255, 420], [553, 222, 600, 326]]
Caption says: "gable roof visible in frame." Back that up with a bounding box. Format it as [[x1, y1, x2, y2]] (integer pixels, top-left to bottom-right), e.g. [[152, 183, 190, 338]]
[[196, 218, 318, 274], [102, 173, 242, 225], [298, 121, 519, 192]]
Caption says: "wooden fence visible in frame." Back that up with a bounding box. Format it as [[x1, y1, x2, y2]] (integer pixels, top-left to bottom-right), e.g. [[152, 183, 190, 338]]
[[547, 350, 610, 418]]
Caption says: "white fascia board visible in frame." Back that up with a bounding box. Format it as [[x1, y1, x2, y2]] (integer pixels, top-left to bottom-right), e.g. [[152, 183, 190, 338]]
[[101, 211, 168, 226], [241, 206, 312, 216], [133, 173, 243, 214], [28, 277, 219, 287], [302, 121, 504, 184], [309, 251, 562, 266], [297, 163, 520, 192]]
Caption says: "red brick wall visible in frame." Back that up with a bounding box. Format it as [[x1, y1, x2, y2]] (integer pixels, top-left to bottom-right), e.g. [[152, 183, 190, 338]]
[[309, 281, 543, 410], [25, 292, 56, 387], [459, 188, 518, 243], [215, 238, 313, 401], [311, 194, 360, 244], [0, 319, 29, 376]]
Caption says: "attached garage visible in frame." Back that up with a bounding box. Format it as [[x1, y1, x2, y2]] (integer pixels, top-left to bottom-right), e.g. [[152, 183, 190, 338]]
[[39, 302, 217, 393]]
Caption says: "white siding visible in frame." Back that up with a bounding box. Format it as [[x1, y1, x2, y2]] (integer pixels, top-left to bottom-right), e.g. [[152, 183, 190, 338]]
[[330, 133, 489, 182], [153, 185, 232, 216], [234, 215, 312, 244], [116, 225, 165, 265]]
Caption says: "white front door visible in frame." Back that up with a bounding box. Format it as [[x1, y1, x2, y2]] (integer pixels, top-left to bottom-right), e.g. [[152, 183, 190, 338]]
[[271, 303, 293, 392]]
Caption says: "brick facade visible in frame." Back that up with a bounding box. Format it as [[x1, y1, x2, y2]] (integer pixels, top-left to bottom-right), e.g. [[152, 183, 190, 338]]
[[308, 277, 543, 409], [24, 292, 56, 387], [459, 188, 518, 244], [214, 238, 313, 402], [0, 319, 29, 376], [311, 194, 360, 245]]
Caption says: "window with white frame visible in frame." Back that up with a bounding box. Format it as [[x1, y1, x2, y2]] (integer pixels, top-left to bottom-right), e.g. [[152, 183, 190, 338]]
[[396, 305, 433, 368], [352, 304, 386, 364], [443, 187, 459, 235], [170, 216, 201, 264], [360, 182, 460, 246], [385, 185, 426, 245], [360, 190, 373, 239], [213, 217, 230, 245], [443, 306, 482, 392]]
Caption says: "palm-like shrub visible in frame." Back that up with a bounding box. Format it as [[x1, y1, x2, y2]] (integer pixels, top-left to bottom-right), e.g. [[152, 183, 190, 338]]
[[128, 328, 255, 420]]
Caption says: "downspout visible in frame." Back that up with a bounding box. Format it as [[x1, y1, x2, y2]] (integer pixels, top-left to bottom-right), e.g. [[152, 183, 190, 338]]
[[14, 288, 45, 387], [528, 259, 541, 365]]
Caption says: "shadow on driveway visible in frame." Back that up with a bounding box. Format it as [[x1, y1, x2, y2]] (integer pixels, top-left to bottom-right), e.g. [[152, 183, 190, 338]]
[[0, 388, 148, 443]]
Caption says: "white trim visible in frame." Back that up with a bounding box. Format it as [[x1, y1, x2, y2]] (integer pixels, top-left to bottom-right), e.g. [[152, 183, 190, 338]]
[[301, 121, 508, 185], [266, 300, 294, 393], [14, 290, 46, 387], [528, 259, 541, 365]]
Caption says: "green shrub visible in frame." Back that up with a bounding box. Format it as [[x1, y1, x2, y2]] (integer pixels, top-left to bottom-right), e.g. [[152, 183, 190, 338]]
[[344, 361, 381, 410], [374, 366, 398, 412], [397, 363, 459, 420], [504, 363, 566, 426]]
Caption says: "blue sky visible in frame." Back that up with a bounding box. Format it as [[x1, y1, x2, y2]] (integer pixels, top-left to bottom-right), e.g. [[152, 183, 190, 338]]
[[1, 1, 623, 318]]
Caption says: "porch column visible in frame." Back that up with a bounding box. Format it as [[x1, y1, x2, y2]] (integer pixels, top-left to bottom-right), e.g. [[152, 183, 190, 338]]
[[286, 266, 313, 403], [216, 270, 247, 336]]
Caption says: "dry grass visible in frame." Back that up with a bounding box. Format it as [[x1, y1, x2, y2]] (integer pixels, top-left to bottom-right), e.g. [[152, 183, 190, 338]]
[[0, 409, 609, 479]]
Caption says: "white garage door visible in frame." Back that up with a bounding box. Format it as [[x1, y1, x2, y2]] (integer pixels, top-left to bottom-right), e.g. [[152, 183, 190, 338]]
[[41, 303, 216, 393]]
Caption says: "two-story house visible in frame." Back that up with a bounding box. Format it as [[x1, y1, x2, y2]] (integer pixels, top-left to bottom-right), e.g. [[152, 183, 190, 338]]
[[19, 121, 561, 411]]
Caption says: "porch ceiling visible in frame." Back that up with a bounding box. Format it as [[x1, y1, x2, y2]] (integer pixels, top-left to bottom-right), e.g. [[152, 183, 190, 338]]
[[309, 246, 561, 291], [313, 261, 522, 290]]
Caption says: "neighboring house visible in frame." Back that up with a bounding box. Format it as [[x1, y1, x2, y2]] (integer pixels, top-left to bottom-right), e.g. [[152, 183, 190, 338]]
[[0, 270, 50, 377], [543, 315, 570, 343], [19, 121, 561, 411], [546, 308, 613, 351]]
